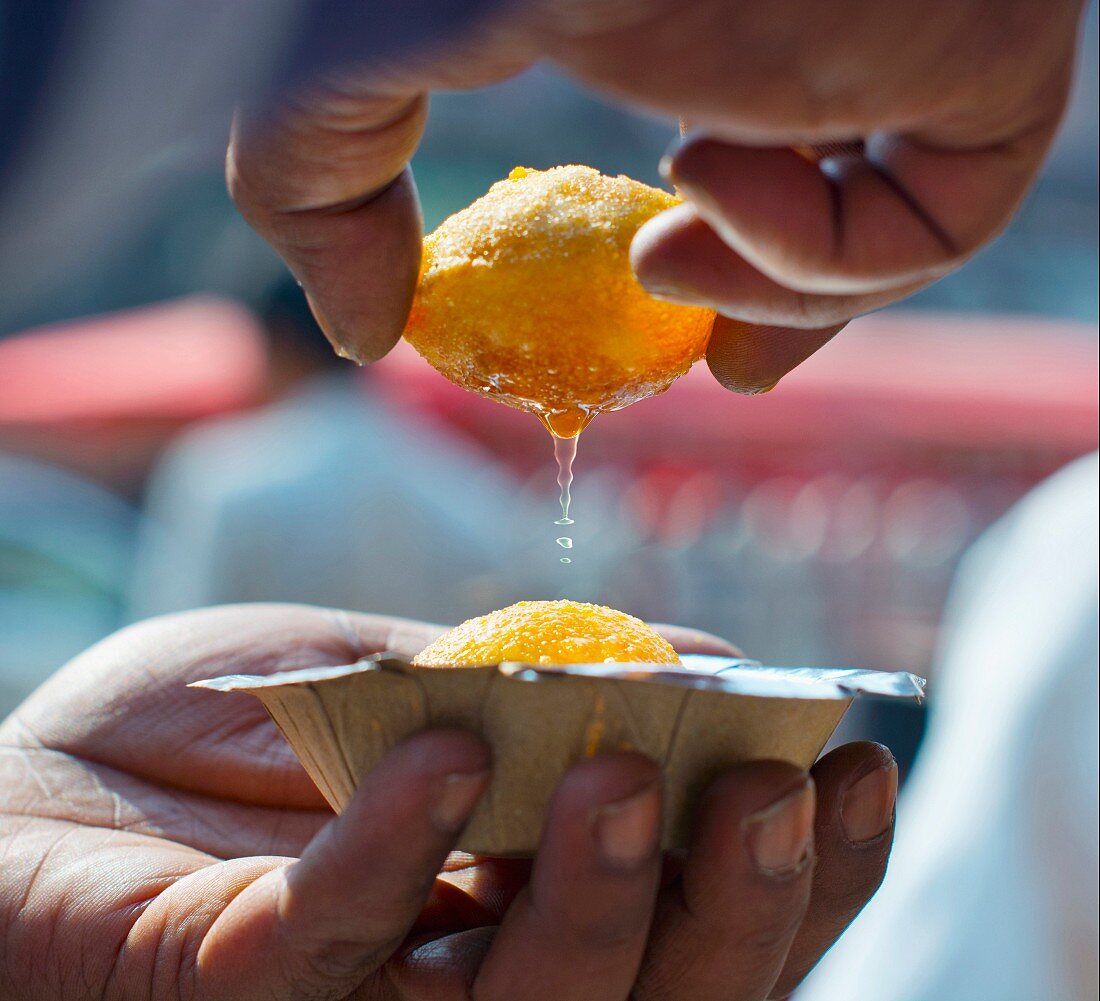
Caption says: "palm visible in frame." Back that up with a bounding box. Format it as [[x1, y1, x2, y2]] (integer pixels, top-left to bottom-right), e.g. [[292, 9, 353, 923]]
[[0, 605, 514, 999]]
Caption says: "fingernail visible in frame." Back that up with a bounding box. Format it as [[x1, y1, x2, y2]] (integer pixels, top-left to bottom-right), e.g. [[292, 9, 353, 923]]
[[432, 770, 490, 833], [745, 781, 815, 876], [841, 762, 898, 843], [595, 783, 661, 869]]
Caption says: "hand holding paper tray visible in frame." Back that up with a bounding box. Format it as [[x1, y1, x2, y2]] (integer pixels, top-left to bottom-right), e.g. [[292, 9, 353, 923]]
[[193, 655, 924, 856]]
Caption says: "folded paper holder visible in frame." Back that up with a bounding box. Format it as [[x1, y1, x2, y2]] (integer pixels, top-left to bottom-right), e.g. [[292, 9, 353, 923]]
[[193, 655, 925, 856]]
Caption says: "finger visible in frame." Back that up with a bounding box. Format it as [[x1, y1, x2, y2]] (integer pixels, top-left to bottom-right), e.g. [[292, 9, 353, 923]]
[[632, 203, 925, 327], [637, 761, 815, 1001], [650, 622, 744, 657], [228, 89, 428, 364], [666, 126, 1058, 294], [632, 204, 853, 393], [706, 315, 847, 395], [196, 729, 490, 1001], [772, 742, 897, 997], [475, 753, 662, 1001]]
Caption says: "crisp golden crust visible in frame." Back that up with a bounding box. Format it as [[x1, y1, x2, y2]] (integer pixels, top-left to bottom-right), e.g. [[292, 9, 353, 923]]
[[403, 165, 715, 435], [411, 599, 681, 667]]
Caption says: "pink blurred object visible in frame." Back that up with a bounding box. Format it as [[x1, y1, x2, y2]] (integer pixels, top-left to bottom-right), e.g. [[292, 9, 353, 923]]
[[0, 296, 266, 423], [0, 297, 267, 488]]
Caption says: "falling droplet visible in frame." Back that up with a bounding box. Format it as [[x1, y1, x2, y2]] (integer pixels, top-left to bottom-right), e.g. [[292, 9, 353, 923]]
[[560, 557, 572, 564], [556, 537, 573, 549]]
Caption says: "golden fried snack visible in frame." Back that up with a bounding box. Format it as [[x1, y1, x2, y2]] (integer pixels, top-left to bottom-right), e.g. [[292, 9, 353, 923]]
[[403, 165, 716, 438], [412, 599, 681, 666]]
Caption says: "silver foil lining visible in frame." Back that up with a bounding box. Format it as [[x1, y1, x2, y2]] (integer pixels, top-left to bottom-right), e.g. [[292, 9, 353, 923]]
[[193, 653, 926, 703]]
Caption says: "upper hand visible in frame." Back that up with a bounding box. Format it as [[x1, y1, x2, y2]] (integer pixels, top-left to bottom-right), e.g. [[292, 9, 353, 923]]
[[0, 603, 896, 999], [229, 0, 1084, 393]]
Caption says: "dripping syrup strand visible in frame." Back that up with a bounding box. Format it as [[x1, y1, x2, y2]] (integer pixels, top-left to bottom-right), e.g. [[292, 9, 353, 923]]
[[553, 434, 577, 527]]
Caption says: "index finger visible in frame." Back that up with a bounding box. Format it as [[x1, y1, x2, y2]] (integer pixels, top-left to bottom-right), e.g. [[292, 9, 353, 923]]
[[650, 623, 744, 657]]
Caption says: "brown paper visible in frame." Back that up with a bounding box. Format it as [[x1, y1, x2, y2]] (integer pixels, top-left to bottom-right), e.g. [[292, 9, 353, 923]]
[[192, 655, 924, 855]]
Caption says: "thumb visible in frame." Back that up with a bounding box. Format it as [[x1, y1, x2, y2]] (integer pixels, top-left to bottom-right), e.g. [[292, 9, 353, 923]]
[[195, 730, 490, 1000], [228, 87, 428, 365], [227, 20, 535, 367]]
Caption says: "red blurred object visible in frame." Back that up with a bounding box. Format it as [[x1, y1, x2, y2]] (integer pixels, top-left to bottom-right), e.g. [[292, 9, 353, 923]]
[[373, 310, 1099, 480], [0, 297, 267, 490]]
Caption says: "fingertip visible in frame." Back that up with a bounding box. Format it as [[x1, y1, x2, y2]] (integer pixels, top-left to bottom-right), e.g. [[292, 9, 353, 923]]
[[701, 759, 813, 820], [631, 202, 699, 291], [632, 201, 912, 330], [813, 742, 898, 847], [691, 759, 817, 871], [281, 169, 423, 367], [543, 752, 663, 874], [555, 751, 661, 811], [303, 290, 375, 365], [812, 741, 896, 797], [337, 727, 492, 833], [632, 203, 741, 311], [840, 759, 898, 846], [706, 316, 845, 394]]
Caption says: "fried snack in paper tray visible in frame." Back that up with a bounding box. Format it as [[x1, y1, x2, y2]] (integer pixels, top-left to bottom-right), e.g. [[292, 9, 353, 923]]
[[193, 602, 924, 855]]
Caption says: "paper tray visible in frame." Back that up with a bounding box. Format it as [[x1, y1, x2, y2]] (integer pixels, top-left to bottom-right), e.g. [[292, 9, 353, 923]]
[[193, 655, 924, 855]]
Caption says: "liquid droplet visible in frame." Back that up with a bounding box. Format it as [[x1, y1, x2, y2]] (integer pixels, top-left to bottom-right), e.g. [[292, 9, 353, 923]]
[[538, 408, 594, 439], [555, 537, 573, 549], [560, 557, 572, 564]]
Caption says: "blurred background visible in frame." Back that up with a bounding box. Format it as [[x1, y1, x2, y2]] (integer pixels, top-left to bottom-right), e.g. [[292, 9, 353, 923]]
[[0, 5, 1097, 781]]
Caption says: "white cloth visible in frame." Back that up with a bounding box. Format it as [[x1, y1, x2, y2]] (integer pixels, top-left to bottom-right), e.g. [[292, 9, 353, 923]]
[[800, 453, 1100, 1001], [127, 377, 564, 625]]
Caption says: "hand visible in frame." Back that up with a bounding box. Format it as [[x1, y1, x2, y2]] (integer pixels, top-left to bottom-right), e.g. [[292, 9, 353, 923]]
[[229, 0, 1084, 393], [0, 604, 896, 999]]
